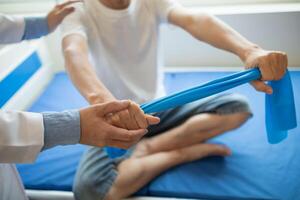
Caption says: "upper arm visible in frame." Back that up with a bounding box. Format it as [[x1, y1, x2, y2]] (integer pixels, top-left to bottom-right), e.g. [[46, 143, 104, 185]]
[[150, 0, 181, 24], [168, 6, 193, 29], [62, 34, 91, 78], [168, 7, 213, 31], [60, 2, 87, 53]]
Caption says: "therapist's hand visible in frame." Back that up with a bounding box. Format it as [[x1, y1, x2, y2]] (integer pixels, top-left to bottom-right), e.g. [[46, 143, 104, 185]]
[[243, 47, 288, 94], [106, 101, 160, 130], [79, 100, 148, 149], [47, 0, 81, 32]]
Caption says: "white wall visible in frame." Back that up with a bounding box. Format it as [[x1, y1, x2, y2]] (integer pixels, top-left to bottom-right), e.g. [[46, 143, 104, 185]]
[[0, 3, 294, 71], [161, 11, 300, 68], [0, 4, 298, 110]]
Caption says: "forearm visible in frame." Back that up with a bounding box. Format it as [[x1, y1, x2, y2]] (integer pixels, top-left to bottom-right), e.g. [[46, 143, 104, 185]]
[[173, 10, 260, 62], [63, 41, 115, 104]]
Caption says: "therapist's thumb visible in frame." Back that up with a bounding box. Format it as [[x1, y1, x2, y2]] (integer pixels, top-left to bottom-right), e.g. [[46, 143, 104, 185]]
[[98, 100, 131, 116]]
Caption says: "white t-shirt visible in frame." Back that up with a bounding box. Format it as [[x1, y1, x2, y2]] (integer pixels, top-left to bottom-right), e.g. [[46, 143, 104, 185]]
[[61, 0, 180, 103]]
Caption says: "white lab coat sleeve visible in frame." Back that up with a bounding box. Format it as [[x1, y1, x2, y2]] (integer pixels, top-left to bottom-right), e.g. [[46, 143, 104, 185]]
[[0, 14, 25, 44], [0, 110, 44, 163]]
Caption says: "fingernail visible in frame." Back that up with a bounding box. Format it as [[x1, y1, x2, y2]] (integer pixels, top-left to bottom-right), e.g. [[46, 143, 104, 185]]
[[267, 89, 273, 94], [120, 100, 129, 104]]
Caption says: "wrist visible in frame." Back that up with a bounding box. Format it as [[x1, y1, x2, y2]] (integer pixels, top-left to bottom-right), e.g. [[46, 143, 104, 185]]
[[238, 44, 262, 63], [88, 93, 115, 105]]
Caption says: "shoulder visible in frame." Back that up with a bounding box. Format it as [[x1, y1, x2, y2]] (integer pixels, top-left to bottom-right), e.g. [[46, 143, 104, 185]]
[[143, 0, 181, 23], [64, 2, 86, 21], [61, 2, 88, 28], [60, 2, 88, 40], [143, 0, 180, 9]]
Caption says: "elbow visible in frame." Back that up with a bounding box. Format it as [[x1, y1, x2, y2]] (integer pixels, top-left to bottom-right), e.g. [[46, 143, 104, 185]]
[[62, 36, 86, 58], [62, 43, 81, 58], [201, 13, 218, 27], [62, 41, 86, 69], [62, 46, 77, 70]]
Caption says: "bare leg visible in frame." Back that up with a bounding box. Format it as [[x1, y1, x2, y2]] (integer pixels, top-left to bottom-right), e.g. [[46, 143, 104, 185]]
[[105, 143, 231, 200], [133, 112, 250, 157]]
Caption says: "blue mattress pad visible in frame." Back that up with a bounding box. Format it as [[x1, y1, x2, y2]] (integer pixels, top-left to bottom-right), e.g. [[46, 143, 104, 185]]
[[17, 71, 300, 200]]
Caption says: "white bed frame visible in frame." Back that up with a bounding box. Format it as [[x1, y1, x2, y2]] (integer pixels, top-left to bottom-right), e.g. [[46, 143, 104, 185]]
[[26, 190, 201, 200], [0, 39, 54, 111]]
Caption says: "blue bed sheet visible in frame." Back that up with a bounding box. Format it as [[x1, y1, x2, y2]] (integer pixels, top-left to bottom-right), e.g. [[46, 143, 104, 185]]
[[17, 71, 300, 200]]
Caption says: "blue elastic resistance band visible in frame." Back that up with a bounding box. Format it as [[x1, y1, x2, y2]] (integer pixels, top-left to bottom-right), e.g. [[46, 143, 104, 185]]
[[106, 68, 297, 158]]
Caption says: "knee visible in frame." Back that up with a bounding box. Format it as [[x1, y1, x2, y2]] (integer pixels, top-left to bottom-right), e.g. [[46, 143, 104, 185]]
[[73, 171, 96, 200], [231, 112, 251, 123], [73, 167, 116, 200], [216, 94, 252, 116], [185, 112, 250, 133], [73, 147, 119, 200], [74, 170, 118, 200], [221, 112, 251, 132]]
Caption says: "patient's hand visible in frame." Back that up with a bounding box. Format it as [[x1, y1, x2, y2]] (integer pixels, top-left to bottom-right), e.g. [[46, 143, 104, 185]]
[[79, 100, 148, 149], [106, 101, 160, 130], [47, 0, 81, 32], [243, 47, 288, 94]]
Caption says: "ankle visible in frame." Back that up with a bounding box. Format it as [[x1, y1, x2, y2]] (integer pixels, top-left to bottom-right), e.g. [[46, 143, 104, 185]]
[[172, 148, 190, 163], [134, 139, 153, 157]]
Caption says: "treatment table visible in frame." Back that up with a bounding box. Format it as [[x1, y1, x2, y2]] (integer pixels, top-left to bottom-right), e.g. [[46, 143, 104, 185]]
[[17, 70, 300, 200]]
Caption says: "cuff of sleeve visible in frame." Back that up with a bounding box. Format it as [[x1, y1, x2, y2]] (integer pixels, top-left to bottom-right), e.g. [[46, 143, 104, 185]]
[[22, 16, 49, 40], [42, 110, 81, 150]]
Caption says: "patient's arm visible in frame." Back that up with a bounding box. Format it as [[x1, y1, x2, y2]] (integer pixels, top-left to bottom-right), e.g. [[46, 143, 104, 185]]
[[168, 7, 288, 94], [62, 34, 160, 130], [63, 34, 115, 104]]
